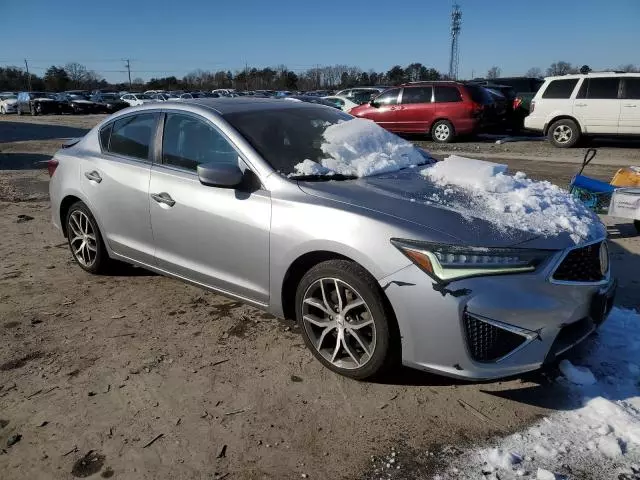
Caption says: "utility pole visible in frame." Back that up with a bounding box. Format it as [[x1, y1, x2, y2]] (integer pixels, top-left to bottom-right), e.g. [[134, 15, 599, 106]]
[[124, 59, 132, 88], [24, 59, 32, 92]]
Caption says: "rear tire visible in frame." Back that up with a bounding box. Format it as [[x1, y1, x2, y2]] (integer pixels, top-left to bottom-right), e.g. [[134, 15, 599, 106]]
[[548, 119, 580, 148], [634, 220, 640, 234], [65, 201, 111, 274], [431, 120, 455, 143], [31, 103, 38, 116], [17, 106, 22, 115], [295, 259, 399, 380]]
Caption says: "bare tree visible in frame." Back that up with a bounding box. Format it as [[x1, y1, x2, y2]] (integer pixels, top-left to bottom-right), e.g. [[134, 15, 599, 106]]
[[64, 62, 89, 88], [132, 77, 144, 86], [486, 66, 501, 79], [618, 64, 639, 73], [546, 61, 576, 76], [525, 67, 543, 78]]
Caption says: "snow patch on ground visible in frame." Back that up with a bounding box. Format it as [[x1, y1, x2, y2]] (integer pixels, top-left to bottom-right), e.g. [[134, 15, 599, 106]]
[[421, 155, 605, 244], [558, 359, 597, 385], [438, 307, 640, 479], [291, 118, 425, 178]]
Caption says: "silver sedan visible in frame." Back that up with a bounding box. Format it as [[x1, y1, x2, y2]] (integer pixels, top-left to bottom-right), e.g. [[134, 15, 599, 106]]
[[48, 98, 615, 380]]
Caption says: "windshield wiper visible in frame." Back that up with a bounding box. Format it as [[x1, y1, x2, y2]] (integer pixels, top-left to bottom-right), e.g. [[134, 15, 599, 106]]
[[290, 173, 358, 181]]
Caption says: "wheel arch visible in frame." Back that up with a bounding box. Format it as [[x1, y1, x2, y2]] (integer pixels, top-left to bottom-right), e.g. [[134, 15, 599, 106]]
[[429, 117, 454, 133], [59, 195, 84, 238], [544, 115, 582, 136]]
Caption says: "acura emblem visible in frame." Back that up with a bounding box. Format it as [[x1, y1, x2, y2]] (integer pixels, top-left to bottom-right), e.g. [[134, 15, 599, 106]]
[[599, 242, 609, 276]]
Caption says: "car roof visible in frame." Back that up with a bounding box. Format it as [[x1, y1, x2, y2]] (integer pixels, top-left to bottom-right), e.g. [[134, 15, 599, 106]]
[[176, 97, 328, 114], [544, 72, 639, 81]]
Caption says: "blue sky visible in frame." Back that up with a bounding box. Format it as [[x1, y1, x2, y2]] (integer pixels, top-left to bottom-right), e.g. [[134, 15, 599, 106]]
[[0, 0, 638, 83]]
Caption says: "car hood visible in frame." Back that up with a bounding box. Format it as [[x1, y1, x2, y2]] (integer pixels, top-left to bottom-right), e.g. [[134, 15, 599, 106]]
[[34, 97, 54, 101], [297, 169, 591, 250], [71, 99, 94, 104], [3, 98, 17, 105]]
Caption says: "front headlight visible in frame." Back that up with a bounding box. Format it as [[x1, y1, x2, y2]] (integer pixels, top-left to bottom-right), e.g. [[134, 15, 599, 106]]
[[391, 238, 553, 283]]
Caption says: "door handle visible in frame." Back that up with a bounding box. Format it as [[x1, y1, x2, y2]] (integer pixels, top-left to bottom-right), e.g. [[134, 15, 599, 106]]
[[575, 103, 587, 107], [623, 104, 638, 108], [150, 192, 176, 207], [84, 171, 102, 183]]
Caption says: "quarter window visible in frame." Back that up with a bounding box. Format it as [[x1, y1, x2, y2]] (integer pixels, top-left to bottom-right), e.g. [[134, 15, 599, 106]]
[[162, 113, 238, 171], [541, 79, 579, 99], [434, 86, 462, 103], [624, 78, 640, 99], [577, 77, 620, 99], [373, 88, 399, 106], [107, 113, 157, 160], [402, 87, 432, 104], [99, 123, 112, 150]]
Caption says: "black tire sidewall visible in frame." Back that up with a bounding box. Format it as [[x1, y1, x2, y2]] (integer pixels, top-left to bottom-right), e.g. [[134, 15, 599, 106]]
[[294, 260, 397, 380], [65, 201, 107, 274], [431, 120, 454, 143], [548, 119, 580, 148]]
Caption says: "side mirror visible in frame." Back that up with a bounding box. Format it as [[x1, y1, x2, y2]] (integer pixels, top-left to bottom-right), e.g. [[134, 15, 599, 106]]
[[197, 162, 243, 188], [370, 100, 379, 108]]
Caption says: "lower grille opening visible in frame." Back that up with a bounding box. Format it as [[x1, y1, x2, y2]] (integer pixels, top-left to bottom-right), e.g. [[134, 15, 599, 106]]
[[463, 312, 527, 363]]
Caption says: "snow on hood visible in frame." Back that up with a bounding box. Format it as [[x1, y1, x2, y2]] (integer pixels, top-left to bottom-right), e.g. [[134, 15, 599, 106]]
[[421, 155, 605, 245], [292, 118, 425, 177]]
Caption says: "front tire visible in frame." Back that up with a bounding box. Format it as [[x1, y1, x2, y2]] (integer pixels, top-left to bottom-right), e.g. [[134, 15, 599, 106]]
[[295, 260, 398, 380], [31, 103, 38, 116], [548, 119, 580, 148], [65, 201, 110, 274], [431, 119, 455, 143], [634, 220, 640, 234], [0, 106, 5, 115]]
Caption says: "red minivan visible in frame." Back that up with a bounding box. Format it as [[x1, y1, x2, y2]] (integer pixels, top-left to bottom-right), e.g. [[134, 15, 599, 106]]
[[349, 82, 494, 143]]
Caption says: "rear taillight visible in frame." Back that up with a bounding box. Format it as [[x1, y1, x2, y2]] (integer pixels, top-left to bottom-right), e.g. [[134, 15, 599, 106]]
[[529, 100, 535, 113], [47, 158, 59, 177], [513, 97, 523, 110]]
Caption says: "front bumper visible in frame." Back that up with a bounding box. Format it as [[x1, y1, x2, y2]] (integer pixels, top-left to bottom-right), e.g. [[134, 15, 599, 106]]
[[3, 103, 17, 112], [380, 261, 615, 380]]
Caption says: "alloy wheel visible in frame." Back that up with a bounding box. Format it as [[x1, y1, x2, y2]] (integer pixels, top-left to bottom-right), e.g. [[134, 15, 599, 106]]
[[68, 210, 98, 267], [301, 278, 376, 370], [434, 124, 450, 141], [553, 124, 572, 144]]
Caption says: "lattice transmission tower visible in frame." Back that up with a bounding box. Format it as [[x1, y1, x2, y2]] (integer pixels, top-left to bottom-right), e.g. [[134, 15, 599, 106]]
[[448, 4, 462, 80]]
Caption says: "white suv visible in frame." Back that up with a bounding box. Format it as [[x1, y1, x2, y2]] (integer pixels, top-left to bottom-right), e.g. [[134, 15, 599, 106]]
[[524, 73, 640, 147]]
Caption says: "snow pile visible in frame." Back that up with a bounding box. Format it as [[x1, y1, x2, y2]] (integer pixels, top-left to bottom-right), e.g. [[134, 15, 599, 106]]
[[558, 359, 597, 385], [438, 308, 640, 479], [291, 118, 425, 177], [421, 155, 604, 244]]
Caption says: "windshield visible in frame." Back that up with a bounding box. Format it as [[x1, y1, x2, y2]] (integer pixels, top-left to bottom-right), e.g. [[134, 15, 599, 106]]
[[101, 94, 119, 100], [223, 108, 428, 178], [136, 94, 151, 99]]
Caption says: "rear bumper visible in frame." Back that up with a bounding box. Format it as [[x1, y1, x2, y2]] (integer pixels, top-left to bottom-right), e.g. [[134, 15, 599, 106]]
[[379, 263, 615, 380], [524, 115, 544, 132]]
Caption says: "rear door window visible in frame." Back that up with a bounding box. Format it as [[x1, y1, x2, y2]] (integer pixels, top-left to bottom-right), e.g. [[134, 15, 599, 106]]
[[623, 78, 640, 99], [401, 87, 432, 104], [434, 86, 462, 103], [541, 79, 579, 99], [576, 77, 620, 99], [107, 113, 157, 161]]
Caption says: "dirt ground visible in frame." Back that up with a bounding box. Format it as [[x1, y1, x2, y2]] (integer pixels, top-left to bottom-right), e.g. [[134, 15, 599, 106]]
[[1, 114, 639, 479]]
